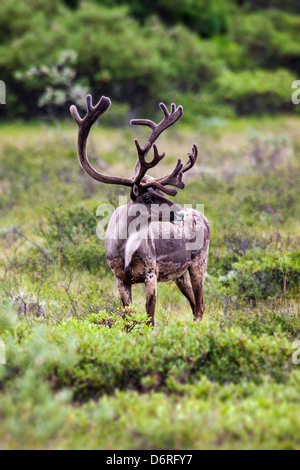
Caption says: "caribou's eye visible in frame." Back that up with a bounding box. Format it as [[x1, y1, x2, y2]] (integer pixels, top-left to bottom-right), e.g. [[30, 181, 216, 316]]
[[143, 194, 153, 204]]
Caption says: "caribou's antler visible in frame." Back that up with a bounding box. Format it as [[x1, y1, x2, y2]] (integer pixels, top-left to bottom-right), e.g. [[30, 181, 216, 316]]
[[70, 95, 197, 196], [70, 95, 133, 187], [131, 103, 198, 195]]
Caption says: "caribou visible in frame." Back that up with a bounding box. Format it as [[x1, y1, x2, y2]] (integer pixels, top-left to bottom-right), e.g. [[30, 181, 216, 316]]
[[70, 95, 210, 325]]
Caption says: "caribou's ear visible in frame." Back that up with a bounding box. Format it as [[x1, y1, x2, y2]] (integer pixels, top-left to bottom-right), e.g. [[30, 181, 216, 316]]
[[132, 184, 139, 197], [130, 184, 139, 201]]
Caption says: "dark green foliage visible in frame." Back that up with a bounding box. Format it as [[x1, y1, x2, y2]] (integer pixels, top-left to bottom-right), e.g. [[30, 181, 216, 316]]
[[0, 0, 299, 119], [230, 11, 300, 71], [95, 0, 233, 37], [218, 242, 299, 301], [211, 301, 300, 338], [0, 315, 295, 401], [234, 0, 300, 13], [217, 69, 297, 114], [63, 0, 80, 8]]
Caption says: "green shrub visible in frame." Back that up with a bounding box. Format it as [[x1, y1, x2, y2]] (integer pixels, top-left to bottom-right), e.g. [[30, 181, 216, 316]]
[[40, 206, 108, 273], [1, 317, 294, 400], [95, 0, 234, 37], [208, 230, 300, 301], [217, 69, 297, 114], [1, 375, 300, 449], [1, 0, 299, 119], [234, 0, 300, 13], [230, 11, 300, 70], [216, 239, 299, 301], [210, 302, 300, 339]]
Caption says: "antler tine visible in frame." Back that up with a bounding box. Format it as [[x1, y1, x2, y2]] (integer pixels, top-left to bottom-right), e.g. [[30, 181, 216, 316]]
[[143, 182, 179, 197], [71, 94, 111, 127], [86, 94, 93, 112], [143, 144, 198, 195], [133, 140, 166, 187], [130, 118, 156, 130], [145, 158, 185, 191], [70, 104, 83, 125], [131, 102, 183, 150], [70, 94, 133, 187], [160, 102, 176, 119], [134, 141, 165, 168], [131, 102, 183, 187], [134, 139, 151, 159], [182, 144, 198, 173]]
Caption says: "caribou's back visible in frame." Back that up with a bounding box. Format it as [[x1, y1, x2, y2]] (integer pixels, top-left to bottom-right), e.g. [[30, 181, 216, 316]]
[[105, 206, 210, 284]]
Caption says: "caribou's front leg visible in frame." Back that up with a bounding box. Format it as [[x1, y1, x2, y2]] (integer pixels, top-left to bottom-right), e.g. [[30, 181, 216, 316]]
[[145, 270, 157, 326]]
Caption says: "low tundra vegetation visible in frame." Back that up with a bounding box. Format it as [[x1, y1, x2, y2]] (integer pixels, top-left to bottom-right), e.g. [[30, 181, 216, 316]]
[[0, 303, 299, 449]]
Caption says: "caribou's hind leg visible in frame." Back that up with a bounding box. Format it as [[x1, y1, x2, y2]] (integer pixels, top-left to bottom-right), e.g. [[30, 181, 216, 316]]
[[188, 262, 207, 321], [116, 278, 132, 307], [175, 271, 196, 317]]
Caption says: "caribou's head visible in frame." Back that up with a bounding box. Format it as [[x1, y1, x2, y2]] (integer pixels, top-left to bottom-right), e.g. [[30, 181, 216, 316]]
[[70, 95, 197, 222]]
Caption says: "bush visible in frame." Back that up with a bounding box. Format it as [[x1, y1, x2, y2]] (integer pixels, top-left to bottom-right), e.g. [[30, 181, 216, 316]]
[[217, 69, 297, 114], [234, 0, 300, 13], [219, 244, 300, 301], [40, 206, 108, 273], [230, 11, 300, 71], [0, 317, 294, 400], [95, 0, 234, 37], [1, 0, 299, 118], [0, 297, 299, 449], [209, 229, 300, 302]]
